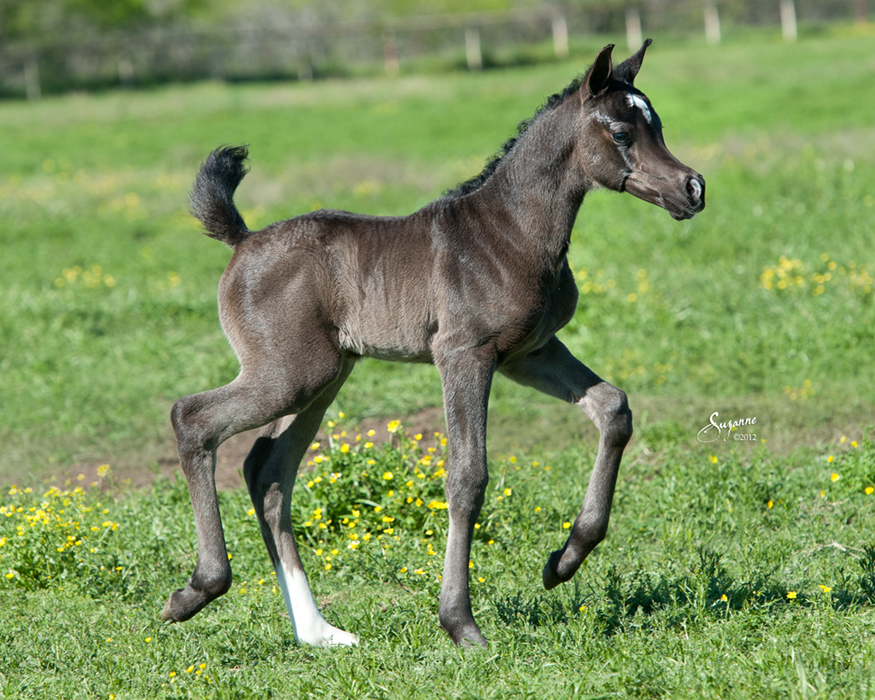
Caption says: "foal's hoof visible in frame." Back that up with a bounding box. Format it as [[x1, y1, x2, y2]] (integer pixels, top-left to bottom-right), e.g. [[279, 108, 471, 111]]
[[162, 585, 213, 622], [542, 549, 573, 590], [452, 629, 489, 649], [442, 621, 488, 649]]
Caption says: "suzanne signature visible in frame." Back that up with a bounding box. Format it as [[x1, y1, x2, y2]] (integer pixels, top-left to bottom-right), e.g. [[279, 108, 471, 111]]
[[697, 411, 757, 443]]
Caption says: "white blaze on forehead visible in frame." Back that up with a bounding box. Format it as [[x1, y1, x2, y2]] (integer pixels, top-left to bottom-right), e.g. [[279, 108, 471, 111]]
[[626, 93, 653, 125]]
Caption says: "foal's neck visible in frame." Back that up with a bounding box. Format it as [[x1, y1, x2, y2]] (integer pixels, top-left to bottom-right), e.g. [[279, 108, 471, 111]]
[[477, 98, 589, 267]]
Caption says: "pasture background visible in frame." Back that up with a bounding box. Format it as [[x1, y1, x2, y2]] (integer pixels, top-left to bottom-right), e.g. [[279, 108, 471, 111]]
[[1, 26, 874, 699]]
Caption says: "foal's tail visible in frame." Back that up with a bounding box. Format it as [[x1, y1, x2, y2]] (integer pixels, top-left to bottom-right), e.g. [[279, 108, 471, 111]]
[[189, 145, 251, 248]]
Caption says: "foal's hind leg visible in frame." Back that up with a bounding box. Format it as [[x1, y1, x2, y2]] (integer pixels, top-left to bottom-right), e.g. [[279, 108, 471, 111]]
[[243, 358, 357, 647], [163, 351, 346, 624], [499, 336, 633, 589]]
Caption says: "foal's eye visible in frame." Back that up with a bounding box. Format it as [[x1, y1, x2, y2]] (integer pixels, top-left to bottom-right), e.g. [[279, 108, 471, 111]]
[[612, 132, 630, 146]]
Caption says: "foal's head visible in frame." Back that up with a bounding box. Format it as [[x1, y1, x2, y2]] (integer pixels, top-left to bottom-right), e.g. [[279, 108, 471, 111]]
[[579, 40, 705, 220]]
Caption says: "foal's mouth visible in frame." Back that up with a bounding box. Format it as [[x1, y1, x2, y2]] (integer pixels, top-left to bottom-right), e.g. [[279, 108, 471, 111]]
[[667, 198, 706, 221], [625, 174, 706, 220], [659, 176, 706, 221]]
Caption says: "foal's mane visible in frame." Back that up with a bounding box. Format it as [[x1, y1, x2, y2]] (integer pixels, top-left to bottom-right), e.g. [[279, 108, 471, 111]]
[[443, 74, 585, 199]]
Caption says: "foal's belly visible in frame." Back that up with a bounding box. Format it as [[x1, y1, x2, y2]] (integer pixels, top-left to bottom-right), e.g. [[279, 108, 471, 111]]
[[337, 315, 434, 363]]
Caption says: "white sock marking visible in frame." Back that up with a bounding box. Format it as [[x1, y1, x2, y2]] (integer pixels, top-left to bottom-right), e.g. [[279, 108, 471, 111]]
[[275, 562, 358, 647], [626, 93, 653, 124]]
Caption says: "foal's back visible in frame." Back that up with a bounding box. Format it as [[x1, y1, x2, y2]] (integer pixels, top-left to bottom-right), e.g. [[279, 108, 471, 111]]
[[220, 205, 444, 364]]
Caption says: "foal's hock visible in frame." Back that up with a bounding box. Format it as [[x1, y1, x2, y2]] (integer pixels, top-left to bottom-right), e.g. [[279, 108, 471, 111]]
[[164, 40, 705, 648]]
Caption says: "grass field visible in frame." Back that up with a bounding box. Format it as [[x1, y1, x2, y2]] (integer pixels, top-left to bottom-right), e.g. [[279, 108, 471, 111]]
[[1, 26, 874, 698]]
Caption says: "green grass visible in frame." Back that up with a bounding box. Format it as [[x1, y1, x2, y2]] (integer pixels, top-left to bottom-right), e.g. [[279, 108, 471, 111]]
[[2, 426, 875, 698], [1, 27, 874, 698]]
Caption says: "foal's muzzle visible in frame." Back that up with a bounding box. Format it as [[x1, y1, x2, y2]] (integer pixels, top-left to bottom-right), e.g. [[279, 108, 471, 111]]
[[673, 173, 706, 220], [624, 164, 706, 221]]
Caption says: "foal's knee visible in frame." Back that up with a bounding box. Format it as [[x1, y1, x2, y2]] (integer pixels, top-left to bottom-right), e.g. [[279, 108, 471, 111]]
[[580, 383, 633, 446], [605, 388, 633, 448]]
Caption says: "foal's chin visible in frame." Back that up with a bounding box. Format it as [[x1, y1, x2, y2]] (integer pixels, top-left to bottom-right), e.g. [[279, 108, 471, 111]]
[[668, 206, 701, 221]]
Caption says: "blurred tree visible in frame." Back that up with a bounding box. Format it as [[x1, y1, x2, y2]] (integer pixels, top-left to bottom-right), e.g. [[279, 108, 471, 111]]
[[0, 0, 60, 40], [65, 0, 205, 27], [0, 0, 204, 41]]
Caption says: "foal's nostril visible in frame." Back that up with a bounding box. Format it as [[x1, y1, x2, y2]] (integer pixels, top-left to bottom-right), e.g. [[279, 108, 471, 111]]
[[686, 176, 703, 202]]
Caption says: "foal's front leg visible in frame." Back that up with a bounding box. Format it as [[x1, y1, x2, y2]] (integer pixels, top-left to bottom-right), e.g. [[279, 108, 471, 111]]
[[435, 345, 496, 648], [499, 336, 633, 589]]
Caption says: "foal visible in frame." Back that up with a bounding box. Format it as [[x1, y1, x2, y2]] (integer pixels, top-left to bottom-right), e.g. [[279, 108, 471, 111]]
[[163, 41, 705, 648]]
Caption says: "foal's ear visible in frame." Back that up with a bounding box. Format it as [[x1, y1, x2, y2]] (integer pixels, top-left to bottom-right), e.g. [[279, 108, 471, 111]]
[[614, 38, 653, 86], [585, 44, 614, 98]]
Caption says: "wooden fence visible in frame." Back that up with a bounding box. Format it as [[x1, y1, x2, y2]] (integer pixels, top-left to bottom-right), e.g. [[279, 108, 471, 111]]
[[0, 0, 869, 99]]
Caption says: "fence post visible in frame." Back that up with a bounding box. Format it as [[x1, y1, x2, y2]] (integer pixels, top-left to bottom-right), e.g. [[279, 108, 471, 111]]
[[780, 0, 798, 41], [383, 31, 400, 76], [704, 2, 721, 45], [298, 44, 313, 81], [24, 58, 41, 100], [465, 27, 482, 71], [625, 9, 643, 51], [118, 57, 135, 87], [552, 14, 569, 59]]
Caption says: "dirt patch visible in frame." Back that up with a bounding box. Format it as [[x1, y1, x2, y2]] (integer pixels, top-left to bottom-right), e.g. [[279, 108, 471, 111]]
[[62, 407, 447, 492]]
